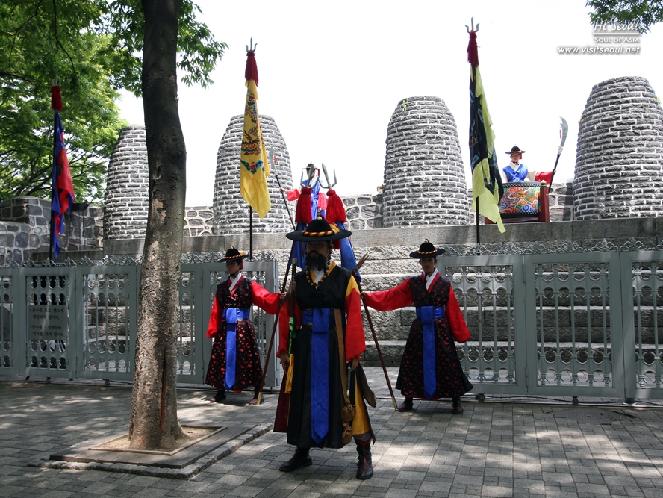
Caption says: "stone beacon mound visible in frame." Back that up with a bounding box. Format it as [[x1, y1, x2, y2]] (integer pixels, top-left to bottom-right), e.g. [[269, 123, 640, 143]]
[[213, 115, 294, 234], [103, 126, 149, 240], [574, 76, 663, 220], [382, 96, 469, 228]]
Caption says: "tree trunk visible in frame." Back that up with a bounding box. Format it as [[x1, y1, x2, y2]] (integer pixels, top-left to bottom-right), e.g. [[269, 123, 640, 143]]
[[128, 0, 186, 450]]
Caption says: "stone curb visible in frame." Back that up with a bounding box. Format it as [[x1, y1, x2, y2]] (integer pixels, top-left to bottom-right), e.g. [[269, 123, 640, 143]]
[[36, 422, 272, 479]]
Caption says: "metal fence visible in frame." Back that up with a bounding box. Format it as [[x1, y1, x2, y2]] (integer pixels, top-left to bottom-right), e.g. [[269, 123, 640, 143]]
[[2, 251, 662, 402], [442, 250, 663, 401], [0, 260, 279, 388]]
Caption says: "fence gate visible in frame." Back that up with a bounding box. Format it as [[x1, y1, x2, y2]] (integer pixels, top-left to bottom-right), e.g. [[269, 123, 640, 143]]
[[79, 266, 138, 382], [441, 255, 527, 396], [0, 260, 279, 388], [622, 251, 663, 402], [523, 252, 625, 398], [442, 251, 660, 402]]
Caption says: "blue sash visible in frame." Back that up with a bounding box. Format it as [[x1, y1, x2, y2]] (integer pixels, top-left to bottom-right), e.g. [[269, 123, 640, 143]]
[[303, 308, 331, 444], [224, 307, 250, 389], [416, 305, 445, 398]]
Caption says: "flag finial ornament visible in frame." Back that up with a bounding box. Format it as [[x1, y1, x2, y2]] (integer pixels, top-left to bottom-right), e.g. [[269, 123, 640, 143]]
[[51, 85, 63, 112]]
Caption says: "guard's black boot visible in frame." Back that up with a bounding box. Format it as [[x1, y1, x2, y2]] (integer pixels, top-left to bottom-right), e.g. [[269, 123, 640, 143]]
[[279, 448, 312, 472], [355, 440, 373, 480], [451, 396, 463, 414], [398, 397, 413, 412], [214, 389, 226, 403]]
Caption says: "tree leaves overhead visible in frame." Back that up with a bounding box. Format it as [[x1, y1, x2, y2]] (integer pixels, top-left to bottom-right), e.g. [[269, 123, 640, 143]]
[[0, 0, 226, 201], [102, 0, 227, 95], [587, 0, 663, 33], [0, 0, 121, 202]]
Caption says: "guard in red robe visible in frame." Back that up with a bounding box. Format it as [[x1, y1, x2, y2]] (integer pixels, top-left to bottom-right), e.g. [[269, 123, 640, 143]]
[[275, 218, 375, 479], [205, 248, 281, 405], [363, 241, 473, 413]]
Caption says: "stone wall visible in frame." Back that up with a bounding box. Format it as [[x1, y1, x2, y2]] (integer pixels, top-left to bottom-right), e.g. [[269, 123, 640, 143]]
[[103, 126, 149, 239], [214, 115, 294, 234], [382, 96, 470, 227], [548, 183, 574, 221], [574, 76, 663, 219], [0, 197, 101, 265], [0, 182, 575, 266], [341, 193, 383, 230], [184, 206, 215, 237]]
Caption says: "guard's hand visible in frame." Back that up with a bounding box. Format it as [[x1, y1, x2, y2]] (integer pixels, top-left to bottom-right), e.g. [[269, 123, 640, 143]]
[[278, 292, 287, 303], [279, 352, 290, 369], [351, 358, 359, 369]]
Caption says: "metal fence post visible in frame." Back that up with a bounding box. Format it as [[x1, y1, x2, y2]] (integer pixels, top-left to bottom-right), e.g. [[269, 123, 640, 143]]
[[69, 267, 83, 380], [521, 255, 538, 392], [11, 267, 27, 378], [512, 256, 530, 391], [620, 252, 636, 403]]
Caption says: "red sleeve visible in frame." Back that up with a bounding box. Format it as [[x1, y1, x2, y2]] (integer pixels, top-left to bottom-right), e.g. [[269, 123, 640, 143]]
[[206, 296, 219, 338], [286, 189, 300, 201], [362, 279, 413, 311], [447, 287, 471, 343], [345, 276, 366, 361], [276, 299, 301, 357], [250, 280, 281, 314]]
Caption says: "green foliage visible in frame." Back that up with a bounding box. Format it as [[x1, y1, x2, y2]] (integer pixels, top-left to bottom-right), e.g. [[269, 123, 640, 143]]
[[587, 0, 663, 33], [0, 0, 226, 202], [103, 0, 227, 95]]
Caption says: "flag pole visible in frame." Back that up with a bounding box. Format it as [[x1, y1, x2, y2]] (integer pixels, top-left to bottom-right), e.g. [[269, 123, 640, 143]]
[[49, 217, 54, 263], [469, 17, 481, 249], [255, 252, 295, 404], [475, 199, 480, 247], [354, 253, 398, 410], [269, 148, 295, 230], [249, 206, 253, 259]]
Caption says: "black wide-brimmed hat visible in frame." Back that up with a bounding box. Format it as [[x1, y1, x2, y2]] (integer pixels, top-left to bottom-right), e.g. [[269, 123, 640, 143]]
[[286, 218, 352, 242], [505, 145, 525, 155], [409, 240, 445, 259], [220, 248, 248, 262]]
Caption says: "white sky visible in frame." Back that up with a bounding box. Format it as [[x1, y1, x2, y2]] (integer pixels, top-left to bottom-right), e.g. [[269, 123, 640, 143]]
[[118, 0, 663, 207]]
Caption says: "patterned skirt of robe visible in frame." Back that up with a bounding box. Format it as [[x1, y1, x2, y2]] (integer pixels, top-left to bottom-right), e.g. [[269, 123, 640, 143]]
[[205, 320, 263, 390], [396, 318, 473, 399]]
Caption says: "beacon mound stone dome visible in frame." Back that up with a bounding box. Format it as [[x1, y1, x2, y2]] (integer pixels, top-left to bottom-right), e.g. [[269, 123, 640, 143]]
[[214, 115, 294, 234], [574, 76, 663, 220], [103, 126, 149, 240], [382, 96, 469, 228]]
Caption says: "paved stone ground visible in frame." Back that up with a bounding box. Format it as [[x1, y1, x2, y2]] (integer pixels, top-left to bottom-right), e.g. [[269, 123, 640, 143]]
[[2, 369, 663, 497]]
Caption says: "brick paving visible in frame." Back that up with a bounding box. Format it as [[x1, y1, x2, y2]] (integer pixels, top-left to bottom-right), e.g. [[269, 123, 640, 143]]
[[2, 369, 663, 497]]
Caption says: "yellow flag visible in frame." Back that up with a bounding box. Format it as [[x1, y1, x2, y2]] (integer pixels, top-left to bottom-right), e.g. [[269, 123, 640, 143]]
[[240, 51, 271, 218]]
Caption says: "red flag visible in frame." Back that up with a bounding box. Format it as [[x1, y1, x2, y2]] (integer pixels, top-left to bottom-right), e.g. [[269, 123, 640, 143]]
[[51, 86, 75, 258]]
